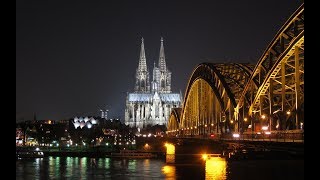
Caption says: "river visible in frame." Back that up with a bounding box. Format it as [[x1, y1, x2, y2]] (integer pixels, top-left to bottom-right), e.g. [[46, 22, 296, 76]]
[[16, 156, 303, 179]]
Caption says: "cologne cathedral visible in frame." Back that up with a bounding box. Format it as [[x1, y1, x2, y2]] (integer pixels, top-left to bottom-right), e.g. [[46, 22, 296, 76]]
[[125, 37, 182, 129]]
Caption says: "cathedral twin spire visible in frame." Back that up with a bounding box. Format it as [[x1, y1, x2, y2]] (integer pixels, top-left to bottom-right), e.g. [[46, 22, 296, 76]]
[[135, 37, 171, 93], [158, 37, 166, 72], [138, 38, 148, 72]]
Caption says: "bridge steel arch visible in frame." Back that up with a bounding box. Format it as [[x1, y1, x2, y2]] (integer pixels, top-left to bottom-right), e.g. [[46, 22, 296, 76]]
[[167, 108, 182, 136], [236, 4, 304, 133], [173, 63, 254, 136], [167, 4, 304, 137]]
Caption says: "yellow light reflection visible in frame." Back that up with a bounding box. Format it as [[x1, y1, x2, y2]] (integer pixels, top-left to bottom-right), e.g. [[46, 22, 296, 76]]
[[205, 157, 227, 180], [143, 159, 150, 171], [162, 165, 176, 178], [144, 159, 150, 166]]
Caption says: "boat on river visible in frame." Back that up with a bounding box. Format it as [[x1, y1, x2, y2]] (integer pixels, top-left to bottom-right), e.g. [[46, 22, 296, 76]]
[[16, 147, 44, 159], [109, 150, 157, 158]]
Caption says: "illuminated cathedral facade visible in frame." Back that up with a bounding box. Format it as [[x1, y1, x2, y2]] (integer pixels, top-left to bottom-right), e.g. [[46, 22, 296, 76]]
[[125, 37, 182, 129]]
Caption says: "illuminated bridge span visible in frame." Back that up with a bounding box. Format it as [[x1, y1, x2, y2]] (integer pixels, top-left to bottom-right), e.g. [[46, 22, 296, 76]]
[[168, 4, 304, 139]]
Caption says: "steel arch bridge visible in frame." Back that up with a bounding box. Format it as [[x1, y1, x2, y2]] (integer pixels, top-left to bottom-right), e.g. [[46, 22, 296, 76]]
[[167, 4, 304, 137]]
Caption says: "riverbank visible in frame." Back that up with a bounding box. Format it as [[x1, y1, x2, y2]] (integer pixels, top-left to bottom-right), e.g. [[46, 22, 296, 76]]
[[42, 150, 165, 158]]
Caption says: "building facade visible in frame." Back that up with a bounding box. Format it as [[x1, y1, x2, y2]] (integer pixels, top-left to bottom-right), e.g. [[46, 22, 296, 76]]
[[125, 37, 182, 129]]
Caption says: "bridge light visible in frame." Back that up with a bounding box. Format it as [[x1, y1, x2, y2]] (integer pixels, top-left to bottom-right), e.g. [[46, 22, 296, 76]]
[[232, 133, 240, 138], [165, 143, 175, 154], [202, 154, 208, 160]]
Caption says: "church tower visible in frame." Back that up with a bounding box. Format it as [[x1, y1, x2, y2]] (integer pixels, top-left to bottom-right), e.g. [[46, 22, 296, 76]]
[[134, 38, 150, 92], [157, 37, 171, 93]]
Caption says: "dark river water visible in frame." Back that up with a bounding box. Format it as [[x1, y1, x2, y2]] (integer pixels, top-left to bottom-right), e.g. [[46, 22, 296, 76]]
[[16, 156, 304, 180]]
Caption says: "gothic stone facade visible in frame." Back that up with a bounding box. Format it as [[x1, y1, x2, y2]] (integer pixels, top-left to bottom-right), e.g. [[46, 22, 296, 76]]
[[125, 38, 182, 129]]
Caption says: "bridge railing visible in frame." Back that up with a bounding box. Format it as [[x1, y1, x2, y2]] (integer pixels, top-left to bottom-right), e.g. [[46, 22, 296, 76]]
[[173, 131, 304, 143], [220, 131, 304, 143]]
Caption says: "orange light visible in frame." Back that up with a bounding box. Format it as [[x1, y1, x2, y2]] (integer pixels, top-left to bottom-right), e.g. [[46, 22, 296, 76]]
[[202, 154, 208, 160]]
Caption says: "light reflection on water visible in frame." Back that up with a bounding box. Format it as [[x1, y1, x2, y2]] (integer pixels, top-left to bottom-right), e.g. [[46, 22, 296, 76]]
[[16, 156, 303, 180], [205, 157, 227, 180], [162, 165, 176, 179]]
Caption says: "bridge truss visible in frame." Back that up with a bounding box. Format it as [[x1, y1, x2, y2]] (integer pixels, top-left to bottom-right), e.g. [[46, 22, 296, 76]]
[[167, 4, 304, 136]]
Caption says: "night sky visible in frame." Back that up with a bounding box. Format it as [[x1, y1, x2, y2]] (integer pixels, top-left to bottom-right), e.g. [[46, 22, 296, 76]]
[[16, 0, 303, 122]]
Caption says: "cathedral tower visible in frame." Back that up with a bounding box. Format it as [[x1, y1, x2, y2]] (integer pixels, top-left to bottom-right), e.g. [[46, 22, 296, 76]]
[[152, 37, 172, 93], [134, 38, 150, 92]]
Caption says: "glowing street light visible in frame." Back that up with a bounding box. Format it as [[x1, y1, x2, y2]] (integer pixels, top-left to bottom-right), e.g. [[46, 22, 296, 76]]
[[261, 115, 266, 119]]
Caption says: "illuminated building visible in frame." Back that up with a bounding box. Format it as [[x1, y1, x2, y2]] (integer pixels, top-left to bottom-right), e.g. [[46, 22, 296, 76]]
[[125, 37, 182, 129]]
